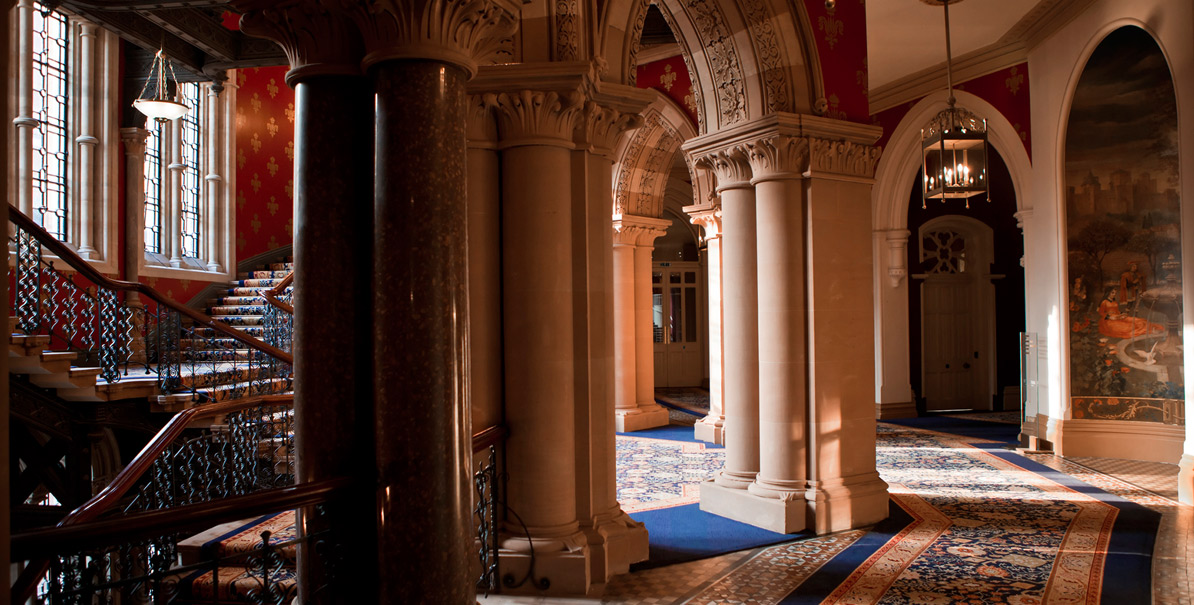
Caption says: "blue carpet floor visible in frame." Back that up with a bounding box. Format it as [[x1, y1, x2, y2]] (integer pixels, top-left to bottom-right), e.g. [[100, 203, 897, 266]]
[[617, 423, 721, 445], [629, 503, 800, 570]]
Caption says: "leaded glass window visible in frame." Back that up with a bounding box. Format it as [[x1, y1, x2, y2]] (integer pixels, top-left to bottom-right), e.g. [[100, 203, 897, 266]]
[[178, 81, 204, 258], [31, 7, 69, 239]]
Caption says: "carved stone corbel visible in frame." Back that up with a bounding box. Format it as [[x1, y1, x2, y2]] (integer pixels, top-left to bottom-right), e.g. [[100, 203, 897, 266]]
[[484, 89, 584, 148]]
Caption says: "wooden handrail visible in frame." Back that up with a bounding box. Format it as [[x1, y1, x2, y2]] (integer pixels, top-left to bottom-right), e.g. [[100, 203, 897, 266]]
[[261, 270, 294, 315], [11, 393, 294, 602], [472, 425, 506, 453], [12, 477, 351, 560], [9, 208, 293, 365]]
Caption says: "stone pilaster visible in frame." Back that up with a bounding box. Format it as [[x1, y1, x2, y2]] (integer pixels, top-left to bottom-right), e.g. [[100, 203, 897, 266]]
[[14, 0, 35, 219], [685, 201, 725, 445], [875, 228, 915, 419]]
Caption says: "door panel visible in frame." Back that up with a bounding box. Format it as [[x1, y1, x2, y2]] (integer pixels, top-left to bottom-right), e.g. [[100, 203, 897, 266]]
[[653, 265, 705, 387]]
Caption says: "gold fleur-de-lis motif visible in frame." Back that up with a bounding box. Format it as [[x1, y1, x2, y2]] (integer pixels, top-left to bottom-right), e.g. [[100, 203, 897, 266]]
[[825, 93, 847, 120], [236, 71, 247, 87], [236, 111, 246, 128], [180, 279, 191, 291], [1005, 66, 1024, 95], [285, 141, 295, 161], [237, 231, 247, 252], [285, 179, 294, 200], [818, 9, 844, 50], [660, 64, 677, 91], [268, 236, 279, 250], [285, 103, 295, 124], [251, 132, 262, 154], [251, 213, 262, 234], [237, 190, 246, 211], [267, 117, 279, 138], [251, 173, 262, 193], [684, 93, 698, 115], [267, 195, 279, 216], [267, 156, 279, 177], [267, 78, 279, 99], [251, 93, 262, 113], [237, 148, 247, 169], [285, 218, 293, 237]]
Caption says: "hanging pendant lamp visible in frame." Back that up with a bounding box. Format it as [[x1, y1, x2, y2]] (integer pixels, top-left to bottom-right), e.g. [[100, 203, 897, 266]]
[[133, 49, 189, 122]]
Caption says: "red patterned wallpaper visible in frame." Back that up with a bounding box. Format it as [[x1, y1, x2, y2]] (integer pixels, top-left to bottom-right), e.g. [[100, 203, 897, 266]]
[[234, 65, 296, 261], [635, 55, 698, 128], [803, 0, 869, 123], [872, 63, 1031, 160]]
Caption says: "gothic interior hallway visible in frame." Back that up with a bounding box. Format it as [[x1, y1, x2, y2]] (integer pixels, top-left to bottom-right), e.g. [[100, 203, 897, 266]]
[[482, 413, 1193, 604]]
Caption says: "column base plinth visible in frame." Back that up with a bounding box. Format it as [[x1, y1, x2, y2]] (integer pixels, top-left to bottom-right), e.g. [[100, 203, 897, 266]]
[[582, 509, 649, 580], [875, 401, 917, 419], [615, 404, 669, 432], [495, 538, 594, 596], [805, 472, 889, 535], [1178, 453, 1193, 505], [694, 416, 725, 444], [700, 480, 805, 534]]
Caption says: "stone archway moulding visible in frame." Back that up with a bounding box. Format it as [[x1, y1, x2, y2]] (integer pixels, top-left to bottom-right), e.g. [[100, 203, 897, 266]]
[[871, 89, 1032, 232], [613, 90, 697, 219], [870, 89, 1032, 420]]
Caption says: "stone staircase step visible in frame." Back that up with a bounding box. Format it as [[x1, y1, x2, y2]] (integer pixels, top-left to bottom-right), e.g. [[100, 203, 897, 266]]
[[236, 270, 292, 279], [178, 510, 297, 566], [10, 349, 78, 375], [93, 375, 160, 402], [235, 278, 284, 288], [209, 306, 269, 316], [213, 316, 265, 326], [215, 296, 268, 306]]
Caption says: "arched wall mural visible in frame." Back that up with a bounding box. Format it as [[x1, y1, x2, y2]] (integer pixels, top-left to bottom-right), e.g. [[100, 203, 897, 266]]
[[1065, 26, 1184, 426]]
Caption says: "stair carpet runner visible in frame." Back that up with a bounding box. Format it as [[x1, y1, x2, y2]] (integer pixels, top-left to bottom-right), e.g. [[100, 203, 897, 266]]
[[172, 261, 294, 405], [171, 261, 300, 601]]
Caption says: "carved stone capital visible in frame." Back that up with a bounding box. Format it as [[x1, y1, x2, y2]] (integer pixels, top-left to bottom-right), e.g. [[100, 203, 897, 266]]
[[233, 1, 366, 84], [576, 102, 642, 160], [466, 94, 497, 148], [746, 135, 809, 183], [613, 214, 671, 247], [686, 205, 723, 240], [808, 137, 882, 179], [484, 90, 584, 149], [343, 0, 519, 76], [882, 229, 911, 288], [119, 127, 150, 157], [1014, 209, 1033, 231], [695, 148, 752, 192]]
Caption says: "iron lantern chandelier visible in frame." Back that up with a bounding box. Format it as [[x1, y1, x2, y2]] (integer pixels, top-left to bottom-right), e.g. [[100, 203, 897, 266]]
[[921, 0, 989, 209]]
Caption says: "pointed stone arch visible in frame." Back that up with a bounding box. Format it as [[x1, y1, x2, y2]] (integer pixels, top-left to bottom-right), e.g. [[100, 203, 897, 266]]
[[598, 0, 820, 133], [613, 90, 697, 218]]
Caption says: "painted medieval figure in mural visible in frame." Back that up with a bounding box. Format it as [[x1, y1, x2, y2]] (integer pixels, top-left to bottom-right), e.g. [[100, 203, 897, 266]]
[[1065, 27, 1184, 425]]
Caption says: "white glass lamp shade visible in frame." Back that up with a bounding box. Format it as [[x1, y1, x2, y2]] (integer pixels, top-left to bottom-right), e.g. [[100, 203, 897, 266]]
[[134, 98, 189, 121]]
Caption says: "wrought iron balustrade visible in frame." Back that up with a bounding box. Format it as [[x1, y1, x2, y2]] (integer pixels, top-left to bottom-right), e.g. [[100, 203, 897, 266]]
[[8, 207, 293, 400], [261, 271, 293, 355]]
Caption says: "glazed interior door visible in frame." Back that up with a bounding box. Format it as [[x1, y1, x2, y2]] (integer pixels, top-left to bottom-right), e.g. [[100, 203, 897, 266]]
[[653, 264, 704, 387], [921, 276, 981, 410]]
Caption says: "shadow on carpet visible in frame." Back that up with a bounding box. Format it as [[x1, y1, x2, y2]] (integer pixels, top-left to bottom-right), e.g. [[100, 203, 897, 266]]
[[629, 503, 801, 571], [880, 414, 1019, 444]]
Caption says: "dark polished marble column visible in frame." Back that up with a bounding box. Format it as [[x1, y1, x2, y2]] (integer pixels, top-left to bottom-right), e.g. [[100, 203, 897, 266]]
[[373, 59, 473, 603], [291, 75, 377, 603]]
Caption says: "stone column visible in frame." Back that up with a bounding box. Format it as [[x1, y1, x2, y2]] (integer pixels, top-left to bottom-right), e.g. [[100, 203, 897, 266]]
[[802, 133, 889, 534], [612, 214, 671, 432], [204, 76, 227, 273], [236, 4, 377, 603], [737, 135, 810, 533], [167, 118, 183, 267], [574, 99, 650, 580], [14, 0, 35, 219], [74, 20, 99, 259], [120, 127, 150, 363], [696, 148, 760, 497], [687, 202, 724, 444], [466, 95, 502, 433], [875, 228, 915, 419], [487, 88, 593, 594]]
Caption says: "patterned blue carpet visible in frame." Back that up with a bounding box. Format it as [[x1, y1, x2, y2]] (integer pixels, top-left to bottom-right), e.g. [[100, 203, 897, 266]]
[[617, 413, 1159, 602]]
